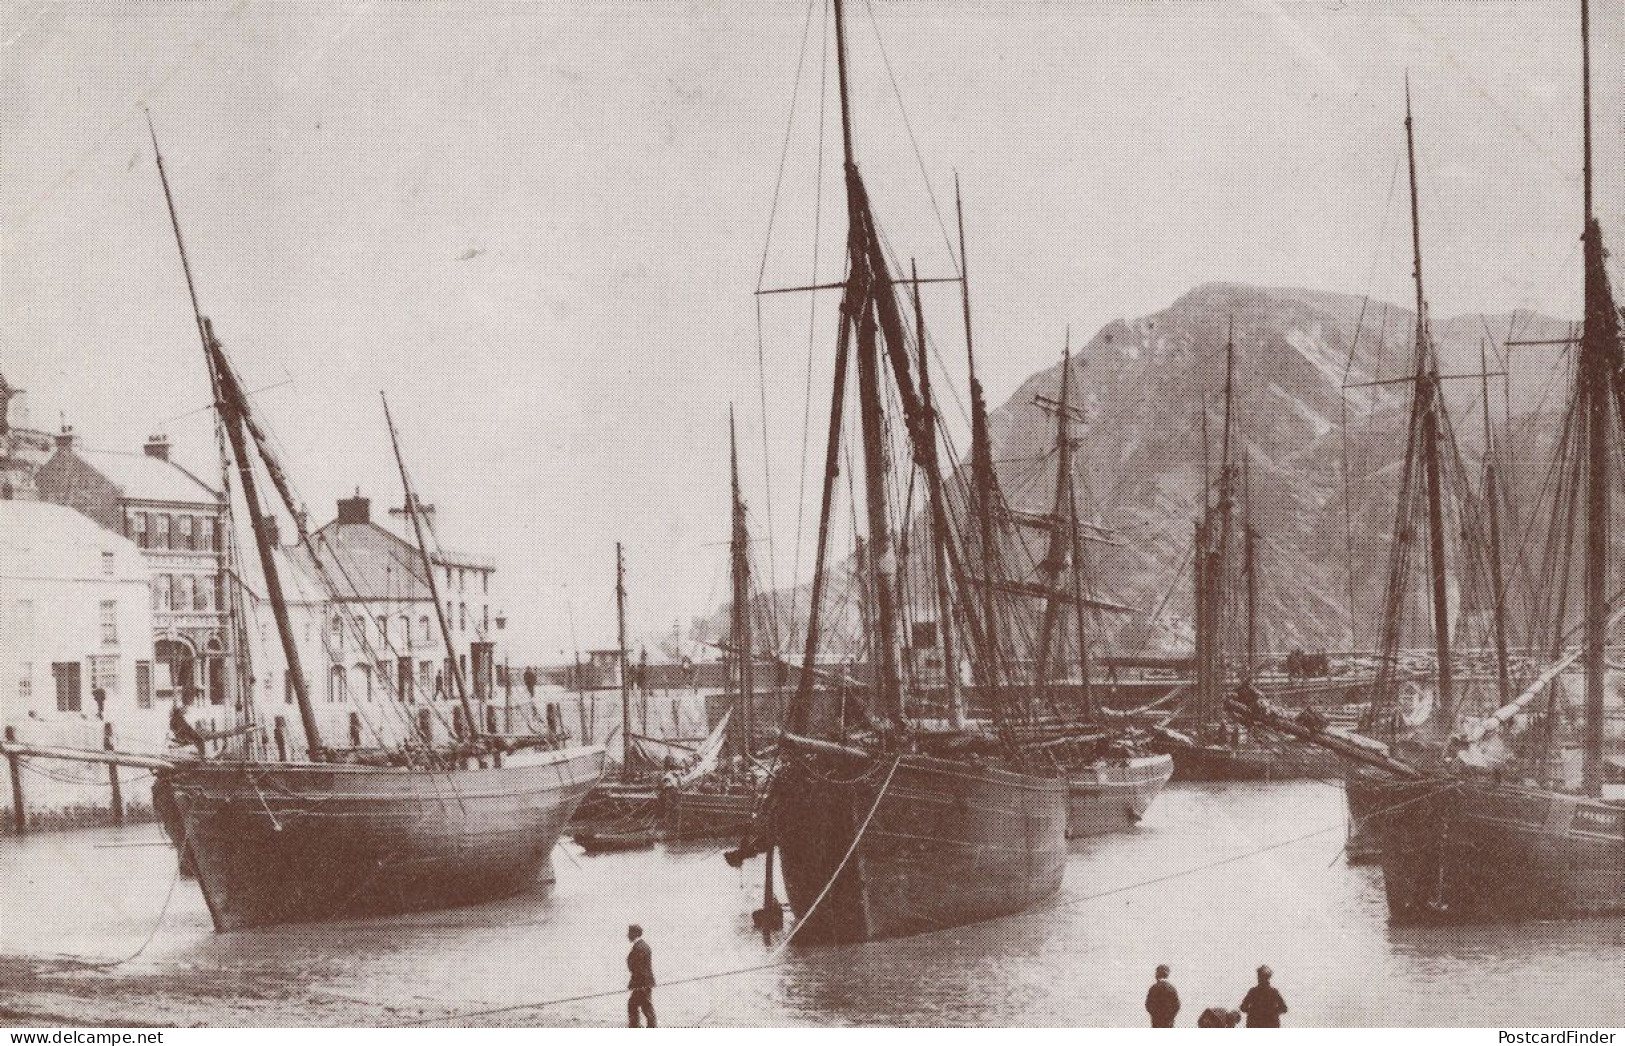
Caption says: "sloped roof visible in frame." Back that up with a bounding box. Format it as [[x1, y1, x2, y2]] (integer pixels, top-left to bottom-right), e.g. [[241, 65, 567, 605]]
[[306, 520, 434, 601], [0, 500, 148, 579], [74, 448, 218, 505]]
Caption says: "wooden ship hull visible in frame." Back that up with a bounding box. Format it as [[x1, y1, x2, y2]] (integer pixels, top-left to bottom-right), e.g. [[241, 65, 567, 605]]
[[153, 745, 604, 931], [1155, 730, 1339, 782], [1347, 771, 1625, 923], [773, 734, 1067, 945], [669, 786, 759, 840], [1064, 753, 1173, 837]]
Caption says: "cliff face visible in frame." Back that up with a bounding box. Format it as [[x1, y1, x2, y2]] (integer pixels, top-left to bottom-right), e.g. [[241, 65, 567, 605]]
[[695, 282, 1576, 657], [990, 282, 1572, 653]]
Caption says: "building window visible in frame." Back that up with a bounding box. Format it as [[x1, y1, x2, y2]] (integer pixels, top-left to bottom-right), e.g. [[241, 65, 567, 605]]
[[328, 664, 346, 703], [444, 566, 452, 588], [199, 517, 215, 552], [91, 655, 118, 695], [377, 616, 388, 647], [152, 578, 164, 612], [100, 600, 118, 646], [53, 662, 81, 712], [353, 662, 373, 703], [132, 512, 149, 549], [155, 513, 171, 550], [136, 661, 153, 709], [418, 660, 432, 698], [102, 550, 116, 577], [332, 614, 345, 652], [419, 616, 431, 644], [169, 575, 184, 613], [214, 574, 225, 612], [399, 615, 411, 649], [178, 515, 193, 551], [397, 657, 412, 702], [194, 575, 209, 611], [18, 662, 32, 705], [459, 603, 467, 632]]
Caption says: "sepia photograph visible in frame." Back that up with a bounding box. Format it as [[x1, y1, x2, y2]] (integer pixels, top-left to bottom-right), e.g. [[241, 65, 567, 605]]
[[1, 0, 1622, 1030]]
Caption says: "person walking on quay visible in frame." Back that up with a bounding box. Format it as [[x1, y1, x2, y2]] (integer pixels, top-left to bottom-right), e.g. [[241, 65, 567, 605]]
[[1145, 964, 1181, 1027], [1239, 965, 1288, 1027], [626, 923, 656, 1028]]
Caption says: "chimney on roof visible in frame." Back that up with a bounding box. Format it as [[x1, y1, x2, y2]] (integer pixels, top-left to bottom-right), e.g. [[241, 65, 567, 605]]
[[54, 424, 75, 451], [337, 489, 371, 525], [144, 434, 171, 462]]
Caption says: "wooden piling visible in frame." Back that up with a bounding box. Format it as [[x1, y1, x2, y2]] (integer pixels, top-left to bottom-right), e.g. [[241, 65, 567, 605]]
[[5, 726, 24, 836], [104, 722, 124, 826]]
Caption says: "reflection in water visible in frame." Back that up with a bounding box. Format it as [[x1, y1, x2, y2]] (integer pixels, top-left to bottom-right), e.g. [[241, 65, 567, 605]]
[[1, 783, 1619, 1026]]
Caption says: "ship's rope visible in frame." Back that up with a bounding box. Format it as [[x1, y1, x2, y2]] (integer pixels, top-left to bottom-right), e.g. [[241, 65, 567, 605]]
[[767, 753, 901, 956], [386, 799, 1382, 1028]]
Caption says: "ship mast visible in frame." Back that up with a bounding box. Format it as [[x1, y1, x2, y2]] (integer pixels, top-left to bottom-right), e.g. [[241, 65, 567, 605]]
[[729, 409, 756, 757], [1033, 342, 1084, 704], [1405, 82, 1457, 731], [835, 0, 906, 727], [1479, 341, 1513, 708], [147, 114, 323, 761], [1194, 328, 1238, 728], [911, 259, 966, 727], [616, 543, 634, 776], [959, 181, 1005, 699], [1576, 0, 1621, 794], [381, 393, 478, 743]]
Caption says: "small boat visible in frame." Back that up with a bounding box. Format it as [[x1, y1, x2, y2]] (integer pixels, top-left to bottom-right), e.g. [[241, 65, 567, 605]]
[[1065, 751, 1176, 838]]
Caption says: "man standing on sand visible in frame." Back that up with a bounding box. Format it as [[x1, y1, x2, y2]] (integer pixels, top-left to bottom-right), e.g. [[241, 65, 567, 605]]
[[626, 924, 656, 1027], [1239, 965, 1288, 1027], [1145, 964, 1180, 1027]]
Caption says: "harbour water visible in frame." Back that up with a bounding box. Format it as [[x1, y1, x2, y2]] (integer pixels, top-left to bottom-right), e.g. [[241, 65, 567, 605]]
[[2, 781, 1620, 1027]]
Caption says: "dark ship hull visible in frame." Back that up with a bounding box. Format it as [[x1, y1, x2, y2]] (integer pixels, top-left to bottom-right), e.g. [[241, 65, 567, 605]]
[[1065, 753, 1174, 837], [670, 787, 758, 840], [773, 733, 1067, 945], [1348, 771, 1625, 923], [1156, 731, 1338, 782], [153, 745, 605, 931]]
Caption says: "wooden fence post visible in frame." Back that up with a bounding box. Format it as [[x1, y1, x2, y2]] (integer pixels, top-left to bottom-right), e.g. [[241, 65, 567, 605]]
[[4, 726, 24, 836], [104, 722, 124, 826]]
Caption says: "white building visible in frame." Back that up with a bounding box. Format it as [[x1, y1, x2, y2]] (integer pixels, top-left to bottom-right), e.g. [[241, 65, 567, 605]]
[[0, 500, 162, 827], [236, 493, 513, 755]]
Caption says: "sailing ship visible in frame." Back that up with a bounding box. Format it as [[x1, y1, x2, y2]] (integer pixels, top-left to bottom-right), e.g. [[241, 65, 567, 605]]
[[1341, 79, 1538, 860], [1151, 329, 1343, 781], [143, 119, 604, 932], [668, 412, 771, 840], [1005, 341, 1173, 835], [1245, 3, 1623, 923], [767, 0, 1066, 945]]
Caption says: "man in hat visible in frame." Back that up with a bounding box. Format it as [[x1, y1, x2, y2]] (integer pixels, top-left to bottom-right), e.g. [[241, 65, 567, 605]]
[[625, 923, 656, 1027], [1145, 964, 1180, 1027], [1239, 965, 1288, 1027]]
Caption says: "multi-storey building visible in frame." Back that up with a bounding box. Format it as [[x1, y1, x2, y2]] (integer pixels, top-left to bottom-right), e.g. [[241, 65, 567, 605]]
[[36, 429, 232, 711], [240, 492, 509, 753], [0, 500, 161, 826]]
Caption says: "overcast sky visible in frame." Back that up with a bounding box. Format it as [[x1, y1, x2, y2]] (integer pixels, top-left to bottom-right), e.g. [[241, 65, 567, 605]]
[[4, 0, 1621, 660]]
